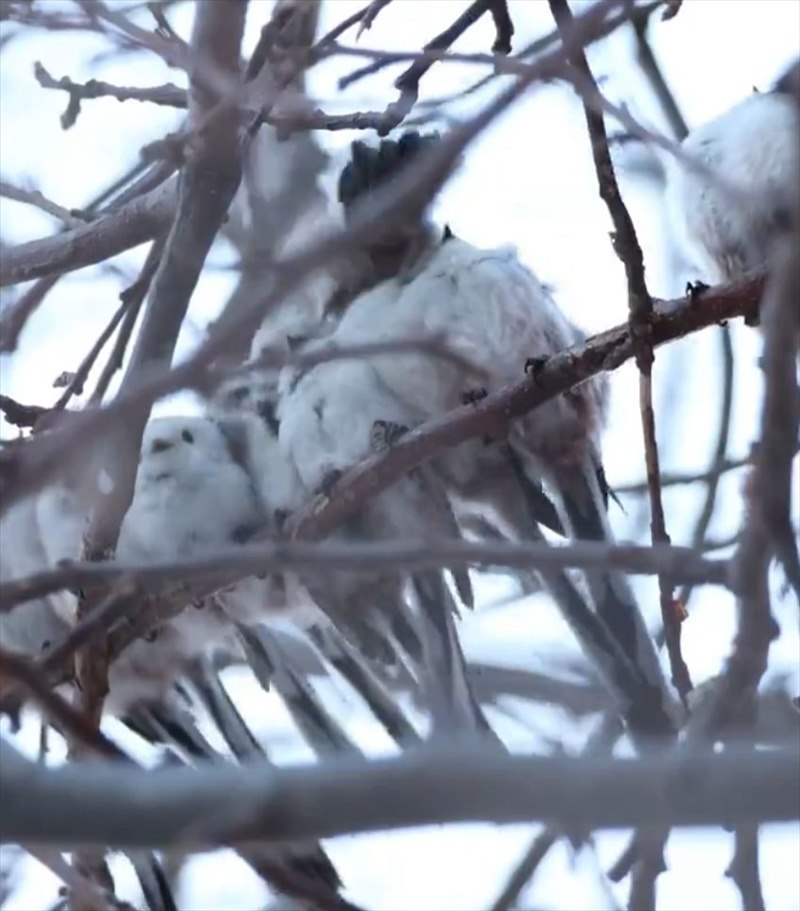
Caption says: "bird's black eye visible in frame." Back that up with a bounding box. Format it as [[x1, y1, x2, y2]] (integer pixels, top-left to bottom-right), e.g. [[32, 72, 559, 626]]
[[181, 429, 194, 444], [258, 399, 280, 436], [230, 385, 250, 402]]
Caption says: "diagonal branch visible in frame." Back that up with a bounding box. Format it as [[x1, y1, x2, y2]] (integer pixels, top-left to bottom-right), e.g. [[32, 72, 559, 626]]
[[0, 178, 176, 288], [0, 180, 91, 228]]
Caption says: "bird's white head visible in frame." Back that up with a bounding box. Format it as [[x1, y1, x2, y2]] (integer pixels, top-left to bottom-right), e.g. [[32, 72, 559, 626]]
[[137, 416, 232, 485]]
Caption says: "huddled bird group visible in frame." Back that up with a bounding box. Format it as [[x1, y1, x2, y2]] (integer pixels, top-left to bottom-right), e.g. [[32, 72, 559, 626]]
[[1, 69, 797, 901]]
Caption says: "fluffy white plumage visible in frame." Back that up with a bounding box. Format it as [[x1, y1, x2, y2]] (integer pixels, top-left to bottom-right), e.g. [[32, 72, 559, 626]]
[[207, 375, 325, 630], [665, 90, 799, 283], [305, 226, 670, 729], [117, 416, 277, 629], [5, 415, 290, 714], [333, 237, 601, 453], [0, 498, 71, 656], [272, 296, 487, 730]]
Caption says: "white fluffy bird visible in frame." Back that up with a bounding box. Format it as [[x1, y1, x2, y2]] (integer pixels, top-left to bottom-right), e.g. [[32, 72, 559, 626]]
[[665, 85, 799, 285], [211, 324, 486, 734], [300, 131, 673, 735], [278, 354, 486, 734], [10, 415, 285, 714], [0, 498, 71, 658]]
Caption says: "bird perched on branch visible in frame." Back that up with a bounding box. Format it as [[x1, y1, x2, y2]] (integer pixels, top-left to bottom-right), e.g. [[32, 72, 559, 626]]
[[208, 136, 494, 737], [210, 306, 488, 737], [665, 79, 800, 286], [24, 415, 290, 714], [0, 498, 71, 659], [282, 129, 674, 737]]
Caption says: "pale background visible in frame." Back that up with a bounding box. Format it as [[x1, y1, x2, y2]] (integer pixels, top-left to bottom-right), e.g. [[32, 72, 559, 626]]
[[1, 1, 798, 909]]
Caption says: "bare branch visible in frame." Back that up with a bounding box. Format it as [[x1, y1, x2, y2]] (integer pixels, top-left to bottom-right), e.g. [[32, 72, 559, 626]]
[[357, 0, 394, 39], [0, 741, 796, 848], [630, 5, 689, 141], [490, 717, 622, 910], [703, 243, 800, 734], [33, 61, 186, 129], [0, 180, 90, 228], [340, 0, 495, 94], [1, 4, 600, 510], [0, 160, 174, 357], [0, 539, 731, 615], [0, 178, 176, 288], [89, 237, 166, 404], [51, 297, 132, 411], [726, 825, 766, 911], [487, 0, 514, 54], [549, 0, 691, 721], [0, 648, 124, 759], [292, 276, 761, 542]]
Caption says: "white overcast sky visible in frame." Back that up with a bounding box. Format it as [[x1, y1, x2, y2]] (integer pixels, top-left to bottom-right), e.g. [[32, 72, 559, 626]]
[[1, 2, 798, 909]]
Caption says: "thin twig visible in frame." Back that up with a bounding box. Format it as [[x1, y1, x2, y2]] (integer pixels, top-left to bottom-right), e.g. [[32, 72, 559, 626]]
[[89, 236, 166, 404], [630, 6, 689, 141], [0, 648, 123, 759], [490, 716, 622, 911], [0, 160, 175, 353], [0, 394, 49, 429], [0, 180, 90, 228], [616, 454, 750, 494], [726, 825, 766, 911], [348, 0, 491, 91], [678, 326, 736, 608], [549, 0, 682, 902], [0, 177, 177, 288], [356, 0, 394, 39], [549, 0, 691, 716], [488, 0, 514, 54], [33, 61, 186, 129], [51, 297, 132, 411], [348, 0, 496, 133]]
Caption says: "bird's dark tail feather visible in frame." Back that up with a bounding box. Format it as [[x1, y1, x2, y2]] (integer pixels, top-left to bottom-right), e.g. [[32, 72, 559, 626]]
[[411, 572, 500, 742], [551, 455, 670, 707], [503, 445, 674, 740]]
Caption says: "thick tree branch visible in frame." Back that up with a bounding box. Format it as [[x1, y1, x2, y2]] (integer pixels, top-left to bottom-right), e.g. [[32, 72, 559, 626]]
[[0, 160, 175, 353], [0, 178, 176, 288], [74, 0, 248, 725], [701, 243, 800, 736], [0, 742, 796, 848]]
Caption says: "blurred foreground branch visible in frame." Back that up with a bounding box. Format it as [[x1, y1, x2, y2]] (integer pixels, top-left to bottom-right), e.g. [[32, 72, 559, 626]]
[[0, 740, 796, 849]]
